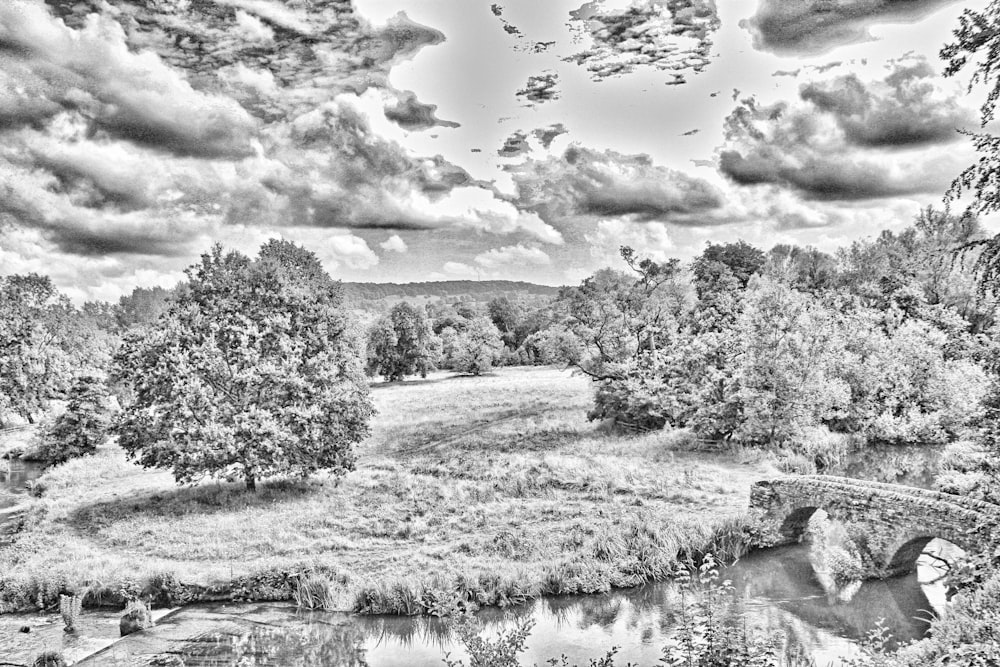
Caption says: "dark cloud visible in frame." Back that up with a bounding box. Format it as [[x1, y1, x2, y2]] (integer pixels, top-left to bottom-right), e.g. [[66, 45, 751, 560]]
[[498, 131, 530, 158], [0, 173, 198, 257], [565, 0, 719, 81], [509, 144, 724, 224], [742, 0, 960, 55], [799, 62, 974, 147], [516, 72, 560, 106], [718, 58, 973, 200], [40, 1, 444, 96], [383, 90, 460, 130], [0, 2, 258, 158], [532, 124, 568, 149]]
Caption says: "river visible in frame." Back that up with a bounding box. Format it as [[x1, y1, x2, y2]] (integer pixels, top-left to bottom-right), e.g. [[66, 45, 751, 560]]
[[0, 444, 955, 665]]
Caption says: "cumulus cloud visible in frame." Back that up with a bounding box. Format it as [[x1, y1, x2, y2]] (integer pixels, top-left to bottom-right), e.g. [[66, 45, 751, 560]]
[[510, 145, 724, 224], [0, 2, 258, 158], [718, 58, 975, 201], [380, 234, 408, 253], [474, 244, 552, 270], [565, 0, 720, 82], [742, 0, 959, 55], [233, 9, 275, 43], [586, 220, 675, 263], [383, 90, 460, 130], [516, 72, 560, 106]]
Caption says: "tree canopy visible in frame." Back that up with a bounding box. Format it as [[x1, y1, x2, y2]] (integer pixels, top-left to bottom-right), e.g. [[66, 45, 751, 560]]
[[112, 241, 373, 491]]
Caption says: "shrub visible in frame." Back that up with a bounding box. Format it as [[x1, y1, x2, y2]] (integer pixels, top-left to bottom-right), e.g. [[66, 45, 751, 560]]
[[32, 652, 67, 667], [443, 613, 533, 667]]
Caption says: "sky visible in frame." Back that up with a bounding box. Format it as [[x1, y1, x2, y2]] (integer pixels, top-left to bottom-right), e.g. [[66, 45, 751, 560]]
[[0, 0, 995, 301]]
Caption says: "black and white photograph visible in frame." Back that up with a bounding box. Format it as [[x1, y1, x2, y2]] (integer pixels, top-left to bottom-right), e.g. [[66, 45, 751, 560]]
[[2, 0, 1000, 664]]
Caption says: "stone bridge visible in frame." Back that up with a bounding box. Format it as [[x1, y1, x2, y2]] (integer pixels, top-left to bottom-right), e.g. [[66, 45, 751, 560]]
[[750, 475, 1000, 577]]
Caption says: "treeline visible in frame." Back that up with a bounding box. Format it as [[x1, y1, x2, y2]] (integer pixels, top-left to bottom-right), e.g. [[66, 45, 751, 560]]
[[342, 280, 559, 304], [363, 295, 559, 379], [541, 207, 997, 451]]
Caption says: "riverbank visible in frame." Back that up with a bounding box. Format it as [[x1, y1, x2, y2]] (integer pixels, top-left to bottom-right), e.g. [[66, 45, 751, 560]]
[[0, 367, 776, 615]]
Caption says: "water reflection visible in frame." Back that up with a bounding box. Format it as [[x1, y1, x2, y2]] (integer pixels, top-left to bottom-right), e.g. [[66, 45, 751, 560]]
[[0, 458, 43, 498], [127, 544, 946, 667]]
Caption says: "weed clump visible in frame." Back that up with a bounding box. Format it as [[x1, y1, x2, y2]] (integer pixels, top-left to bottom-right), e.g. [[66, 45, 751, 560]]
[[59, 593, 82, 633]]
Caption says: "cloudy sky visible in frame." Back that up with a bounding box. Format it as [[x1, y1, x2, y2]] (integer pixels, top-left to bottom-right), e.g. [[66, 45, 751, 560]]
[[0, 0, 994, 300]]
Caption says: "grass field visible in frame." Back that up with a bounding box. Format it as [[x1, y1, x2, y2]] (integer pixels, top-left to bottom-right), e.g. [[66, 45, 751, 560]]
[[0, 367, 778, 613]]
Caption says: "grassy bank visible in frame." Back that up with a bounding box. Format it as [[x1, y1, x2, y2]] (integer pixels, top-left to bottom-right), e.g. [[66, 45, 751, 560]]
[[0, 367, 776, 614]]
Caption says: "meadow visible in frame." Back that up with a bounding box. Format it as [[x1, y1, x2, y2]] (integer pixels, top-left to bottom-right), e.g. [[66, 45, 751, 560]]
[[0, 367, 776, 614]]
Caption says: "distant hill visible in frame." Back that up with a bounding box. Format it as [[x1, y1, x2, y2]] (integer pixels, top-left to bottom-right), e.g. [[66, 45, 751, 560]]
[[341, 280, 562, 303]]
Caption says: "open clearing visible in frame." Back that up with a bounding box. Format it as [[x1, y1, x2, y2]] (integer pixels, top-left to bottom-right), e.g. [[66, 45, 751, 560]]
[[0, 367, 777, 611]]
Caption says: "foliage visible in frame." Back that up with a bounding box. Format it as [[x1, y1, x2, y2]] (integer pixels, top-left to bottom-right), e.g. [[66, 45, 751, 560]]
[[442, 614, 534, 667], [940, 2, 1000, 294], [662, 554, 783, 667], [36, 374, 110, 466], [0, 276, 73, 425], [32, 652, 67, 667], [366, 302, 437, 381], [112, 240, 374, 491], [450, 316, 505, 375], [553, 247, 689, 380], [691, 241, 766, 302], [732, 278, 850, 445]]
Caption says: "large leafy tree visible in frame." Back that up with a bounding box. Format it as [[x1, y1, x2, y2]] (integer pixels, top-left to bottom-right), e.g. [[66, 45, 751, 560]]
[[451, 316, 504, 376], [112, 241, 373, 491], [365, 302, 436, 381], [555, 247, 688, 380], [942, 3, 1000, 291]]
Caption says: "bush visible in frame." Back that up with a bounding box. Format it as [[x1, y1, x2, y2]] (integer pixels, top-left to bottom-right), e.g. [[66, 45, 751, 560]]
[[32, 652, 66, 667]]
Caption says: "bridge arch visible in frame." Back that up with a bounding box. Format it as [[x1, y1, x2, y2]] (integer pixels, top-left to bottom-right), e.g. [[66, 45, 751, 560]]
[[777, 506, 820, 542], [750, 475, 1000, 578], [887, 537, 936, 574]]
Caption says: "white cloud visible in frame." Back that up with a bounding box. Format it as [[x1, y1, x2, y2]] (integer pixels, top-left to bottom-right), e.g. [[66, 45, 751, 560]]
[[218, 63, 279, 96], [380, 234, 408, 253], [586, 220, 674, 263], [214, 0, 314, 35], [474, 244, 552, 270], [0, 2, 258, 158], [233, 9, 275, 43]]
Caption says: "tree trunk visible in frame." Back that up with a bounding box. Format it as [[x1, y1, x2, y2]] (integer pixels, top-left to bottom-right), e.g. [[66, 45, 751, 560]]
[[245, 473, 257, 492]]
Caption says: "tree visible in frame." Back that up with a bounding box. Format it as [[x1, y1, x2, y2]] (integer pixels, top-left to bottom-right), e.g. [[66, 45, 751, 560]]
[[941, 4, 1000, 292], [487, 296, 521, 349], [0, 274, 74, 425], [555, 247, 688, 380], [112, 241, 374, 491], [365, 302, 436, 381], [732, 278, 850, 445], [451, 316, 504, 375], [36, 374, 110, 466], [691, 241, 766, 301], [115, 286, 173, 331]]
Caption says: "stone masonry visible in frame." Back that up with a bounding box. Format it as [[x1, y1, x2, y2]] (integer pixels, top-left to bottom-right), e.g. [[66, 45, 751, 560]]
[[749, 475, 1000, 577]]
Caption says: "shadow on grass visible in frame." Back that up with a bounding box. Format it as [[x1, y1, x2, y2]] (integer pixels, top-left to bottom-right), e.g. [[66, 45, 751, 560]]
[[67, 475, 325, 531], [369, 372, 498, 390]]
